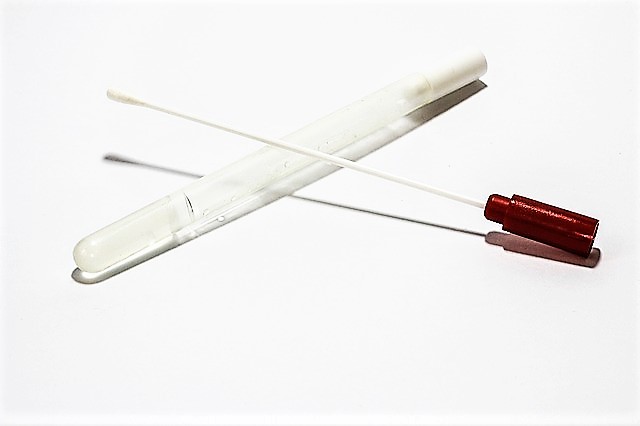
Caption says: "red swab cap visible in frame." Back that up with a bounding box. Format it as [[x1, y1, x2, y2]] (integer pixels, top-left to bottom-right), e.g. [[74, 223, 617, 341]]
[[484, 194, 599, 258]]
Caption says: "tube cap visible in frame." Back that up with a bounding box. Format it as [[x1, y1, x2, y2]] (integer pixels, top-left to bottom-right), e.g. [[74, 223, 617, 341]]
[[484, 194, 599, 258]]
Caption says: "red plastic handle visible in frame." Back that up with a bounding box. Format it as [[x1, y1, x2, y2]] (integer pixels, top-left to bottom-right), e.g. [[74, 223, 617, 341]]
[[484, 194, 599, 258]]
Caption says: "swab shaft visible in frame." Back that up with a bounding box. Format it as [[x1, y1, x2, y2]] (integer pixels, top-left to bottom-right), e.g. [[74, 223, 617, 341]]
[[111, 91, 485, 209]]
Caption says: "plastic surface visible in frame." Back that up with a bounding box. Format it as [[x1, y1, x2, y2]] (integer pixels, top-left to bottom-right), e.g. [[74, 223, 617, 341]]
[[73, 50, 487, 276]]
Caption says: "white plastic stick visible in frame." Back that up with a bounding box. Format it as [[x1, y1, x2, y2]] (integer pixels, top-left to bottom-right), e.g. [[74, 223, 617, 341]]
[[107, 89, 485, 209]]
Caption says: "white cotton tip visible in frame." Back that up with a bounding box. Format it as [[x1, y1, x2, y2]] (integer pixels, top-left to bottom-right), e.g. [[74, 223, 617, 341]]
[[106, 89, 146, 106]]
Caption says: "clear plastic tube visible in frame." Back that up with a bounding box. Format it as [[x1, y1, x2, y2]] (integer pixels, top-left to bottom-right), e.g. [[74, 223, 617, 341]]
[[73, 50, 487, 276]]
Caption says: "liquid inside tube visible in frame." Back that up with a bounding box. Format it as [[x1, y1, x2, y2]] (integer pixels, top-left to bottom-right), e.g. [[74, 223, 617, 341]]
[[73, 50, 487, 274]]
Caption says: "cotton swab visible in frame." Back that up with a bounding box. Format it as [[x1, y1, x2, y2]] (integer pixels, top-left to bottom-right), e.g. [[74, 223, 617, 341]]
[[106, 89, 600, 259]]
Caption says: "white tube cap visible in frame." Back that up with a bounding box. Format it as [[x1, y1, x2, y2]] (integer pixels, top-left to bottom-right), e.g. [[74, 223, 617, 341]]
[[424, 49, 487, 100]]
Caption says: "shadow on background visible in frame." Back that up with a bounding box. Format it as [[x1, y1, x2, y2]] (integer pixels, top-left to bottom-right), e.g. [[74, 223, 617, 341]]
[[486, 232, 600, 267]]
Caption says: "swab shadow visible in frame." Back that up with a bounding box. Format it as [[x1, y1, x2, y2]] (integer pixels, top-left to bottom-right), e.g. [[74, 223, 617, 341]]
[[485, 232, 601, 267]]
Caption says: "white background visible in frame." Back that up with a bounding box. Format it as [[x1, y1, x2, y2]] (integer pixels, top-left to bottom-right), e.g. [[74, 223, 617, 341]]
[[1, 1, 639, 425]]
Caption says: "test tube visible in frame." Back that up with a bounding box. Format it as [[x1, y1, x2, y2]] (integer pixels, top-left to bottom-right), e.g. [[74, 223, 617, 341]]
[[73, 50, 487, 280]]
